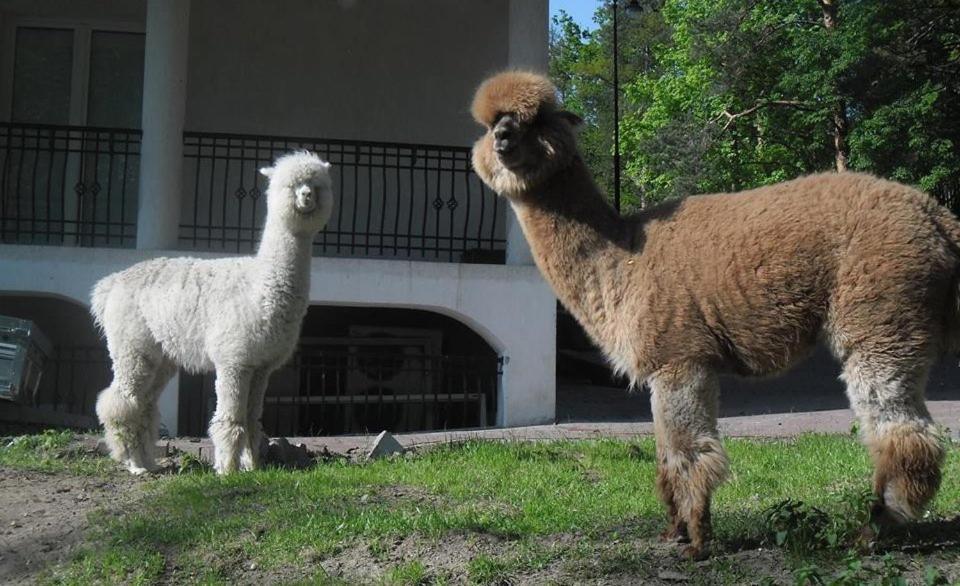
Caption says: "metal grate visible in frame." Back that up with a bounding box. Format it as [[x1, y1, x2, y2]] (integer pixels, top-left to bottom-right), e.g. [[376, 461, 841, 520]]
[[182, 351, 503, 437], [0, 123, 141, 247], [41, 346, 108, 417], [181, 131, 506, 263]]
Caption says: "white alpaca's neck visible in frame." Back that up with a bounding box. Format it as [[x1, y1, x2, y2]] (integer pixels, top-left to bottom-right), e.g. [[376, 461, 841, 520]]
[[252, 212, 313, 319]]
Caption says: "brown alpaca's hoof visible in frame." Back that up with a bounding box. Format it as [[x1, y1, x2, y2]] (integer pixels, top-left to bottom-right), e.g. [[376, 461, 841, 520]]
[[659, 525, 691, 543], [680, 543, 710, 561], [855, 523, 878, 554], [856, 503, 901, 552]]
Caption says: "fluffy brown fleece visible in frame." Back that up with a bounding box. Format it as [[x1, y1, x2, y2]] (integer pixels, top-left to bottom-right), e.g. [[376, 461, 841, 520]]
[[471, 70, 557, 127], [470, 71, 959, 559]]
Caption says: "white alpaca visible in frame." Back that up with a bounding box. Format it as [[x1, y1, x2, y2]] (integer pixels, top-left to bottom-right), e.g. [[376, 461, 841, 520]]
[[91, 151, 333, 475]]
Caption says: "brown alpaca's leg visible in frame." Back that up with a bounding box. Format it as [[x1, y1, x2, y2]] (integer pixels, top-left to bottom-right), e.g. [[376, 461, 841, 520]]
[[650, 363, 729, 560], [841, 354, 945, 541], [656, 463, 689, 543]]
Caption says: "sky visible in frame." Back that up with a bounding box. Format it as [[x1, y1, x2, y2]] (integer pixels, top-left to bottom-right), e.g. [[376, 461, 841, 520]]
[[549, 0, 601, 31]]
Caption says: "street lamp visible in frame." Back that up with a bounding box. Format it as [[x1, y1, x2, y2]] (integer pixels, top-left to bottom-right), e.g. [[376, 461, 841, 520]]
[[612, 0, 643, 212]]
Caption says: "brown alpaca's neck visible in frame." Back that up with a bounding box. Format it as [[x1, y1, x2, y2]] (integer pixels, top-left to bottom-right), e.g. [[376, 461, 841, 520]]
[[511, 158, 634, 350]]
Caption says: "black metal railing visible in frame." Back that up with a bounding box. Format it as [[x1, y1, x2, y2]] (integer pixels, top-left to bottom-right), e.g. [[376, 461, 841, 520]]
[[0, 123, 141, 247], [180, 131, 506, 263], [180, 352, 502, 437], [40, 346, 109, 418]]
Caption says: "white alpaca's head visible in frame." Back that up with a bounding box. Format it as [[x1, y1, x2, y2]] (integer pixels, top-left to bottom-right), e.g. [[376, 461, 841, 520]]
[[260, 151, 334, 235]]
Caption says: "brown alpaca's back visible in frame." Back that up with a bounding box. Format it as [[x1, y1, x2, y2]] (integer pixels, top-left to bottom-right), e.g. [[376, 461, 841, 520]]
[[621, 171, 960, 379]]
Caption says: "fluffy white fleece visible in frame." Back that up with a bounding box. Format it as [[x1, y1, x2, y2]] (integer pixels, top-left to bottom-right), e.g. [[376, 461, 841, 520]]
[[92, 151, 333, 474]]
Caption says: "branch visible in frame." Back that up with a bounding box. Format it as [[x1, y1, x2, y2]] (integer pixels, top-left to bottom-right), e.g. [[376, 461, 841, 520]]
[[714, 99, 817, 131]]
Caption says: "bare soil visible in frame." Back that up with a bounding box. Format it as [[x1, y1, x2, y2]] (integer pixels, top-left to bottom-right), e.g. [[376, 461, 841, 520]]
[[0, 467, 143, 585]]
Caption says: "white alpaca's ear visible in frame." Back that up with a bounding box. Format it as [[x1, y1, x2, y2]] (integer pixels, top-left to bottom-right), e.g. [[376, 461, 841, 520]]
[[260, 166, 275, 178]]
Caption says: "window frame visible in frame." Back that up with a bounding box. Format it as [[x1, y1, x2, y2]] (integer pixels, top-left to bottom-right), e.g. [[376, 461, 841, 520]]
[[0, 17, 145, 126]]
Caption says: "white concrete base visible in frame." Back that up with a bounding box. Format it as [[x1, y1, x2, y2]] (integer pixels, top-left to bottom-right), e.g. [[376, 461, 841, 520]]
[[0, 244, 557, 428]]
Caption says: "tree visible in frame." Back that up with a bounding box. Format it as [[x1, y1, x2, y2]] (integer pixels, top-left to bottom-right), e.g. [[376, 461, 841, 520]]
[[548, 0, 960, 209], [549, 3, 668, 209]]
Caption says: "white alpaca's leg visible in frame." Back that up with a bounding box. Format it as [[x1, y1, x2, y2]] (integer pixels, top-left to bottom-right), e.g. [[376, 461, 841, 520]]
[[96, 353, 161, 475], [649, 362, 729, 560], [240, 368, 272, 471], [842, 354, 944, 524], [209, 365, 252, 475], [135, 361, 177, 470]]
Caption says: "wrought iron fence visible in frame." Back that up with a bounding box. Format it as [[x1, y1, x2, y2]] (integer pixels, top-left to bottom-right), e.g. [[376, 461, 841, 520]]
[[0, 123, 141, 247], [180, 131, 506, 263], [39, 346, 109, 418], [180, 351, 502, 437]]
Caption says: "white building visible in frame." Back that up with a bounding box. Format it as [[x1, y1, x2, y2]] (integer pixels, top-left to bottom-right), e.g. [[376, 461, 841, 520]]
[[0, 0, 557, 436]]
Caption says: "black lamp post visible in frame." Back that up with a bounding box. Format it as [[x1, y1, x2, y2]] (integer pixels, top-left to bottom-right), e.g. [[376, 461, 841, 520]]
[[612, 0, 643, 212]]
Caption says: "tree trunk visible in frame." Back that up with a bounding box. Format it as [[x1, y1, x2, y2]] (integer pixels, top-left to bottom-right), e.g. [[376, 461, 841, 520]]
[[818, 0, 850, 172]]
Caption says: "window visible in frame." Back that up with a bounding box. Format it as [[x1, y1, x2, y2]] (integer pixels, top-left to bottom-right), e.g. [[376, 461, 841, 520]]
[[6, 22, 144, 128], [11, 27, 74, 124]]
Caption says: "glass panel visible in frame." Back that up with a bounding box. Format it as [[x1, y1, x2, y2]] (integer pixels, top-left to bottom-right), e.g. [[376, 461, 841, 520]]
[[87, 31, 145, 128], [11, 27, 74, 124]]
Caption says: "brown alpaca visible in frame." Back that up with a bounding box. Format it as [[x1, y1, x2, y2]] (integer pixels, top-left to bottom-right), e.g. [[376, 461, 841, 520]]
[[471, 71, 956, 559]]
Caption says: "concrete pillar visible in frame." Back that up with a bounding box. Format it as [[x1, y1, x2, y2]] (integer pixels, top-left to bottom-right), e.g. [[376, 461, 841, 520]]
[[507, 0, 549, 71], [157, 371, 180, 436], [504, 0, 548, 266], [136, 0, 191, 250]]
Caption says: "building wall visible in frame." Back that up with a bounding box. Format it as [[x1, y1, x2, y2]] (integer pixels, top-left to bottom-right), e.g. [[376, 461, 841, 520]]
[[185, 0, 509, 146], [0, 244, 558, 433], [0, 0, 530, 258], [0, 0, 555, 434], [0, 0, 515, 148]]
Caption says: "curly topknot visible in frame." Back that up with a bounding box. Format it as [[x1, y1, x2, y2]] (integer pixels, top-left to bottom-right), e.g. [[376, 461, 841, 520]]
[[471, 71, 558, 128]]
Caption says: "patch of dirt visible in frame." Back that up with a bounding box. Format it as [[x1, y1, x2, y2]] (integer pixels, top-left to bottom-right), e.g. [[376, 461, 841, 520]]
[[0, 466, 143, 584], [3, 459, 960, 585], [307, 528, 960, 585]]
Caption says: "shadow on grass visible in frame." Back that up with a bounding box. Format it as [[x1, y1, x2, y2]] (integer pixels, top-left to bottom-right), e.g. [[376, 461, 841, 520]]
[[877, 516, 960, 553]]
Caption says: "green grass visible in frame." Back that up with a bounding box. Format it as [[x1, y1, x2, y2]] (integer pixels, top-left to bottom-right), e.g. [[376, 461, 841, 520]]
[[7, 432, 959, 584], [0, 429, 112, 475]]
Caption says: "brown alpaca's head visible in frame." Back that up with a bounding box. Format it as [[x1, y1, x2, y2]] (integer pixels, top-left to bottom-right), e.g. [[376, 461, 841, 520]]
[[471, 71, 583, 199]]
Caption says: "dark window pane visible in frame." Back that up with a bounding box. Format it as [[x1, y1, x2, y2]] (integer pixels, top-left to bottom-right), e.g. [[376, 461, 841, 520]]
[[12, 27, 74, 124], [87, 31, 145, 128]]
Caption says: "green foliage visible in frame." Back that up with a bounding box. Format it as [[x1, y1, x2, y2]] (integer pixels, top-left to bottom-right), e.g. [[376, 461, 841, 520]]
[[384, 560, 431, 586], [466, 554, 513, 585], [792, 551, 911, 585], [552, 0, 960, 209], [0, 429, 111, 475], [762, 490, 874, 553], [550, 3, 669, 209]]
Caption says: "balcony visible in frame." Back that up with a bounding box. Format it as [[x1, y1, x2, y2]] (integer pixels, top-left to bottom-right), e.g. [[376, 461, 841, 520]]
[[0, 123, 141, 248], [0, 123, 507, 263]]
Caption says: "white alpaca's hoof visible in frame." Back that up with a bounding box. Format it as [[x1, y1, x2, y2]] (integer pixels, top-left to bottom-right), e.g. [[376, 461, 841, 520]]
[[127, 464, 150, 475], [214, 461, 237, 476]]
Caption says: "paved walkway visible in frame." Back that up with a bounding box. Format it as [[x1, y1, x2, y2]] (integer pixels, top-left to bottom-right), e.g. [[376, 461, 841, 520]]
[[165, 400, 960, 462]]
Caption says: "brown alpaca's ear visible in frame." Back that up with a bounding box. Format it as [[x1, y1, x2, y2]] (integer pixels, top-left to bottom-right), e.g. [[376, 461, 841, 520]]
[[558, 110, 584, 129]]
